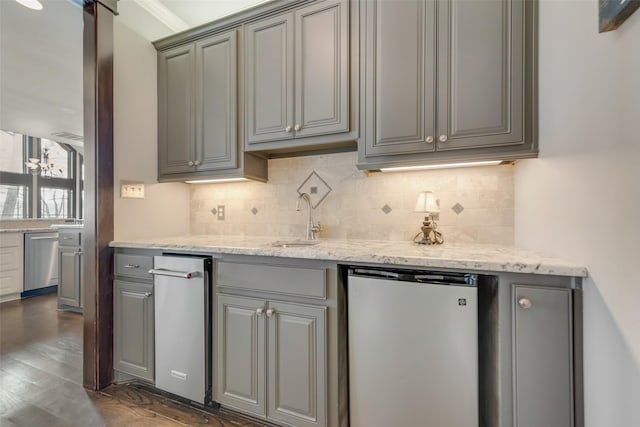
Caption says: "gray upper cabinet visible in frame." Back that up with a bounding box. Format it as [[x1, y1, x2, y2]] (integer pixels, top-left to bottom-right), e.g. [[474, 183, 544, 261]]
[[196, 31, 238, 171], [513, 285, 574, 427], [358, 0, 536, 168], [245, 0, 351, 152], [158, 44, 195, 176], [157, 29, 267, 182], [245, 13, 294, 145]]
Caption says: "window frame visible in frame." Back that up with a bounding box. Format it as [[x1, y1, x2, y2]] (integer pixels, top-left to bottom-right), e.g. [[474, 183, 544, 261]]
[[0, 133, 81, 219]]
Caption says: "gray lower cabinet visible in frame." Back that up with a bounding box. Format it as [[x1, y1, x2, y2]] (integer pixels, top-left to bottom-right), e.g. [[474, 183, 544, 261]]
[[57, 229, 82, 311], [358, 0, 537, 169], [113, 250, 156, 382], [245, 0, 351, 152], [114, 280, 155, 382], [214, 257, 340, 427], [513, 285, 574, 427], [157, 29, 267, 182], [216, 295, 327, 427]]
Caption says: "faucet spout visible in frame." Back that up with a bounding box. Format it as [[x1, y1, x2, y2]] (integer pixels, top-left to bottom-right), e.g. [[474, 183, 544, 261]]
[[296, 193, 320, 240]]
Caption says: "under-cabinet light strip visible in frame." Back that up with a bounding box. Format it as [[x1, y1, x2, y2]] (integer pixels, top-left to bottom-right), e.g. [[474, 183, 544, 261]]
[[185, 178, 250, 184], [380, 160, 503, 172]]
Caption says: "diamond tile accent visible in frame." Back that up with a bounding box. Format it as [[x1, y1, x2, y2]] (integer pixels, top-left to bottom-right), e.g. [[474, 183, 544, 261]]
[[297, 171, 332, 208], [452, 203, 465, 215], [251, 207, 258, 215], [382, 204, 392, 214]]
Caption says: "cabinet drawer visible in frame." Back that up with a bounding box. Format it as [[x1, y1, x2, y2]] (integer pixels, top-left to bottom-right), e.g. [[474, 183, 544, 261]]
[[115, 254, 153, 280], [58, 230, 81, 246], [217, 262, 326, 299]]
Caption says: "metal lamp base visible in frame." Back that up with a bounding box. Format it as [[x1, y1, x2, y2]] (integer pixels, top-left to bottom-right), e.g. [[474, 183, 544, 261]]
[[414, 216, 444, 245]]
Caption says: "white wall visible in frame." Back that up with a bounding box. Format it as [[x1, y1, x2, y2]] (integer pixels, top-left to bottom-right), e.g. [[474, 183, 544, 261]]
[[514, 2, 640, 426], [113, 20, 190, 240]]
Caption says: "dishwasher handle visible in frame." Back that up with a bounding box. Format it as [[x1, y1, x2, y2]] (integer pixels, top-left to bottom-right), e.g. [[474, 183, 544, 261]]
[[148, 268, 198, 279]]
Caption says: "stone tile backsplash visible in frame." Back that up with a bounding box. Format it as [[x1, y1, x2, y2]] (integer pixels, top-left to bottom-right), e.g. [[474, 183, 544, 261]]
[[190, 152, 515, 244]]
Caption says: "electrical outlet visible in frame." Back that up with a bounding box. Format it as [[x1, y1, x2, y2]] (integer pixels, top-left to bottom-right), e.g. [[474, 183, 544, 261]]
[[217, 205, 225, 220], [120, 181, 145, 199]]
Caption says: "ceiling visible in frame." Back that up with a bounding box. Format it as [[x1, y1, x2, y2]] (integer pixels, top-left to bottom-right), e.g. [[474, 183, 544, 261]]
[[0, 0, 274, 149]]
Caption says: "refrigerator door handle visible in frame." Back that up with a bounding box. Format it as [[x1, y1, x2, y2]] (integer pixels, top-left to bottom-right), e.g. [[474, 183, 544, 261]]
[[148, 268, 198, 279], [351, 269, 401, 279]]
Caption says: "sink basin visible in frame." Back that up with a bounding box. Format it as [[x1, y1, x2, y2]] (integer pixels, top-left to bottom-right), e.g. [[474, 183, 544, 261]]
[[271, 240, 321, 248]]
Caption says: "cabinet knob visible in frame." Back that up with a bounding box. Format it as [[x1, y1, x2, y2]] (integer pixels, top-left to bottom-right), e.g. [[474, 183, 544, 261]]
[[285, 125, 292, 133], [256, 308, 264, 316], [518, 297, 532, 309], [294, 124, 301, 132], [144, 292, 152, 298], [438, 134, 448, 143], [266, 308, 275, 317], [425, 136, 434, 144], [188, 161, 194, 166], [194, 160, 201, 166], [75, 250, 83, 256], [124, 264, 140, 269]]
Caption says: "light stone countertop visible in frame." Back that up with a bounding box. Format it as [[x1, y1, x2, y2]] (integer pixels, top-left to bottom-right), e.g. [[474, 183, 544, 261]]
[[110, 235, 588, 277], [0, 228, 57, 234]]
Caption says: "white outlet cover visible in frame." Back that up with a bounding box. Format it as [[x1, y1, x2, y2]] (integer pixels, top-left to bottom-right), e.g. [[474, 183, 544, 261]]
[[121, 181, 145, 199]]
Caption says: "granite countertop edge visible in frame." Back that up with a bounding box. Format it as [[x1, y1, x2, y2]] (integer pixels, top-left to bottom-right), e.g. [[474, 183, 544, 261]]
[[0, 228, 58, 233], [109, 236, 588, 278]]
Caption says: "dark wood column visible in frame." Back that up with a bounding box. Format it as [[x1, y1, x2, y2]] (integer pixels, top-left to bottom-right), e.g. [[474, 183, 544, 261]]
[[83, 0, 117, 391]]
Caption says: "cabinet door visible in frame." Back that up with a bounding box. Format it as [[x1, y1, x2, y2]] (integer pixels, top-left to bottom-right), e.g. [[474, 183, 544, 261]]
[[436, 0, 524, 150], [58, 248, 81, 308], [114, 280, 154, 381], [294, 0, 349, 138], [216, 294, 266, 417], [0, 233, 23, 297], [267, 301, 326, 427], [245, 13, 294, 145], [158, 44, 196, 175], [363, 0, 436, 157], [513, 286, 573, 427], [195, 30, 238, 171]]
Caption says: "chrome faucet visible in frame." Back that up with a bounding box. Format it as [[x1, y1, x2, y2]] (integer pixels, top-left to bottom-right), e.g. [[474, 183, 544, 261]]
[[296, 193, 321, 240]]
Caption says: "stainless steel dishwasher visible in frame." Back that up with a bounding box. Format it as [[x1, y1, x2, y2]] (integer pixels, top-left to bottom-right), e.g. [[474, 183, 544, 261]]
[[149, 255, 213, 406], [348, 267, 481, 427], [23, 231, 59, 297]]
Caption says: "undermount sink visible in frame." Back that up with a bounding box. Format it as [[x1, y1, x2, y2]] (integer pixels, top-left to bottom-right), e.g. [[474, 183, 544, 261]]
[[271, 240, 321, 248]]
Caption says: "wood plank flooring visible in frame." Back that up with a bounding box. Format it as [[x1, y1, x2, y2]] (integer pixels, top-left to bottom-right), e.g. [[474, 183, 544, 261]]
[[0, 294, 268, 427]]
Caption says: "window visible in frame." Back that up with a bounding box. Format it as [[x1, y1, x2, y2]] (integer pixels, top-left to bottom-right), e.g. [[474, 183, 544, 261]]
[[41, 187, 72, 218], [0, 131, 25, 174], [0, 130, 82, 219], [0, 184, 28, 219]]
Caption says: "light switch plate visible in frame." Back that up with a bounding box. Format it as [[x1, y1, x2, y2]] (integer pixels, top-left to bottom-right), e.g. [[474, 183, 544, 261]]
[[121, 181, 145, 199]]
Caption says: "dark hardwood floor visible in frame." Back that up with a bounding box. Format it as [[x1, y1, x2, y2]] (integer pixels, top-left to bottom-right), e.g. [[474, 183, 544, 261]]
[[0, 294, 267, 427]]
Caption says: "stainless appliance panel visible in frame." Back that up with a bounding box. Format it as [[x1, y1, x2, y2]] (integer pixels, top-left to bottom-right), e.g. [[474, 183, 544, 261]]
[[24, 232, 58, 291], [348, 272, 479, 427], [153, 255, 210, 405]]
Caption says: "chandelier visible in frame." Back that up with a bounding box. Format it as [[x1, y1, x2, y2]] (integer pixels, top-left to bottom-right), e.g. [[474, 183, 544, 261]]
[[25, 148, 62, 178]]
